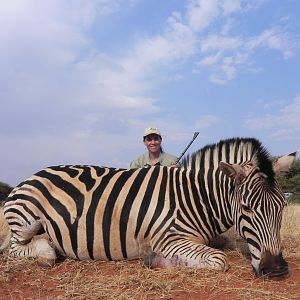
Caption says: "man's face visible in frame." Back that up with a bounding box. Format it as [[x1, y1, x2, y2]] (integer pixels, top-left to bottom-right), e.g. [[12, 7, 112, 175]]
[[144, 134, 162, 153]]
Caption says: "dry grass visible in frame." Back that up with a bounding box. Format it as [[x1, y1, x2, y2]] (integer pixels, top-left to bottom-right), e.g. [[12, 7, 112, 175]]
[[281, 204, 300, 237], [0, 204, 300, 300], [1, 250, 299, 300]]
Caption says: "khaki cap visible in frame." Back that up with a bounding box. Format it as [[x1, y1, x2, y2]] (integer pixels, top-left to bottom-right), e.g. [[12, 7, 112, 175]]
[[143, 126, 161, 137]]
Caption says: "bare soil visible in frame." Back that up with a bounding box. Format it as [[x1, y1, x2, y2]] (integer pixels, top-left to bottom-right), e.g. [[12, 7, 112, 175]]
[[0, 247, 299, 300]]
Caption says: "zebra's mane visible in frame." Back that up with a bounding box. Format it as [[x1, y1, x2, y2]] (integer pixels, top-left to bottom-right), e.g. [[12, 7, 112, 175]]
[[181, 137, 275, 187]]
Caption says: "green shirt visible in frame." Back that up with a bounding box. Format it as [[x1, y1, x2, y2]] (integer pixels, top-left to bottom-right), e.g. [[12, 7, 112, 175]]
[[130, 152, 179, 168]]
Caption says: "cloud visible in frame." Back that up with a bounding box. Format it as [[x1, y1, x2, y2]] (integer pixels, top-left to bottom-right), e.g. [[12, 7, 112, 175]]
[[151, 0, 297, 85], [0, 0, 162, 133], [200, 35, 242, 52], [197, 27, 296, 84], [2, 0, 295, 120], [186, 0, 241, 32], [245, 28, 296, 59], [243, 0, 271, 11], [244, 94, 300, 140], [187, 0, 297, 84], [221, 0, 241, 14], [123, 0, 280, 88], [0, 0, 299, 185], [1, 0, 297, 116], [195, 115, 221, 129], [199, 53, 222, 66], [186, 0, 220, 31], [271, 128, 297, 140], [0, 1, 296, 127]]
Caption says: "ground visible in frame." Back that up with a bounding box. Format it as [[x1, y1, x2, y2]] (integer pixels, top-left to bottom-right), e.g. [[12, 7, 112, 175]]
[[1, 205, 300, 299], [0, 247, 300, 300]]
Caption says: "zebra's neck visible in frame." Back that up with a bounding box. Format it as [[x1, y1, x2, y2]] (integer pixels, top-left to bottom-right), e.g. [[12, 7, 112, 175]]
[[175, 169, 234, 241]]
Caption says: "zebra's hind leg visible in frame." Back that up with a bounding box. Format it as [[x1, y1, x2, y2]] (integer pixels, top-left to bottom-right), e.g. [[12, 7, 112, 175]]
[[6, 212, 57, 267], [4, 201, 57, 267], [147, 242, 230, 272], [10, 233, 57, 267]]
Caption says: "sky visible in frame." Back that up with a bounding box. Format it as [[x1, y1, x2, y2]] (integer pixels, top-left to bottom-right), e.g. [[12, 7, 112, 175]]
[[1, 0, 300, 187]]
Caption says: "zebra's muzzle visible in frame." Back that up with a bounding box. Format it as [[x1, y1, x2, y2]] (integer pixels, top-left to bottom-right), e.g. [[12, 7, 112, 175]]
[[257, 251, 289, 279]]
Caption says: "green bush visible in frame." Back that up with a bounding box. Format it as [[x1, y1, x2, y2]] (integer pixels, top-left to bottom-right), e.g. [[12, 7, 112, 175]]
[[0, 181, 13, 202], [276, 160, 300, 194], [288, 194, 300, 204]]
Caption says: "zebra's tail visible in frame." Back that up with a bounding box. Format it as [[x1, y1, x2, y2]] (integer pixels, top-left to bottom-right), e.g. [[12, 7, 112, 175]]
[[0, 205, 11, 252]]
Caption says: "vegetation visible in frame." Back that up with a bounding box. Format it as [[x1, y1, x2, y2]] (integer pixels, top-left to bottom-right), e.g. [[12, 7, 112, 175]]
[[276, 160, 300, 203], [0, 182, 13, 203]]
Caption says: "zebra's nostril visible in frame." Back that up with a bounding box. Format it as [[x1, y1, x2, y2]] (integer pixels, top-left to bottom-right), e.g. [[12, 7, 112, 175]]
[[258, 251, 290, 279], [259, 263, 289, 279]]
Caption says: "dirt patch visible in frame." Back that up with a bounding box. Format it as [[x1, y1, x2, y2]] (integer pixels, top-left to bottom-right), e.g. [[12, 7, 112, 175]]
[[0, 250, 299, 300]]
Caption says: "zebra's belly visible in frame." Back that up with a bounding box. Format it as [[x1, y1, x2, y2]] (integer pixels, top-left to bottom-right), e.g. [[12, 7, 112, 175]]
[[49, 226, 151, 261]]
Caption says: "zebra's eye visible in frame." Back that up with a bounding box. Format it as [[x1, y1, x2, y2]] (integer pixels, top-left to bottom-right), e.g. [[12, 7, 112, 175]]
[[242, 204, 252, 213]]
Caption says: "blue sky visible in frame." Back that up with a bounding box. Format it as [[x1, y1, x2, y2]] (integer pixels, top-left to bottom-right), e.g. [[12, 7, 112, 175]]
[[1, 0, 300, 186]]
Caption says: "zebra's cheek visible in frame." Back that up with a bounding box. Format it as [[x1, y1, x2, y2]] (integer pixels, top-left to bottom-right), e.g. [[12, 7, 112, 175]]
[[251, 257, 260, 274], [248, 244, 261, 273]]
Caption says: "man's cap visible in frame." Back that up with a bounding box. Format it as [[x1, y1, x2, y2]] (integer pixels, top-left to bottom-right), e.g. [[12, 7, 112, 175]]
[[143, 126, 161, 137]]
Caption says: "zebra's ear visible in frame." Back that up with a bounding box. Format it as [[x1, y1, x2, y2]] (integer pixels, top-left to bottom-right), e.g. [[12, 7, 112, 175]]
[[273, 151, 297, 175], [219, 161, 246, 184]]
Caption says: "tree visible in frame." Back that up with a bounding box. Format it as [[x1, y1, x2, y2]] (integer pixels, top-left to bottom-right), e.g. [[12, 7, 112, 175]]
[[276, 160, 300, 203], [0, 181, 13, 204]]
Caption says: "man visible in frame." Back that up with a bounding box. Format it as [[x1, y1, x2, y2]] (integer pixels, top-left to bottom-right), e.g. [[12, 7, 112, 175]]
[[130, 127, 179, 168]]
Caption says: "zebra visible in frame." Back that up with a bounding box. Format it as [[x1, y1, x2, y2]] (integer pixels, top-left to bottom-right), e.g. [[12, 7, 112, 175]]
[[0, 138, 292, 278]]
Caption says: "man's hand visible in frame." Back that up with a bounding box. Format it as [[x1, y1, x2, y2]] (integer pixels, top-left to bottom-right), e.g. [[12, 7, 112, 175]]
[[169, 163, 179, 168]]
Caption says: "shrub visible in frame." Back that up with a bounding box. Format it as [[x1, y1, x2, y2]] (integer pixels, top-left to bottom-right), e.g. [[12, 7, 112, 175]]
[[288, 194, 300, 204], [0, 182, 13, 204]]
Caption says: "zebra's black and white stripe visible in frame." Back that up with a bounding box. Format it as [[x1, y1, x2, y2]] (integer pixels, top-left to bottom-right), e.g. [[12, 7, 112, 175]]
[[1, 137, 289, 277]]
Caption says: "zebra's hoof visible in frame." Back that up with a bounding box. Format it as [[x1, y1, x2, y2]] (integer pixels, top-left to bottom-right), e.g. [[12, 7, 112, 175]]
[[143, 251, 158, 268], [219, 260, 230, 272], [37, 257, 55, 268], [145, 252, 174, 269]]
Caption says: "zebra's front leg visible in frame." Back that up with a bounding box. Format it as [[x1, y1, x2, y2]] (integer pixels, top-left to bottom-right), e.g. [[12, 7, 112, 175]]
[[146, 239, 230, 271]]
